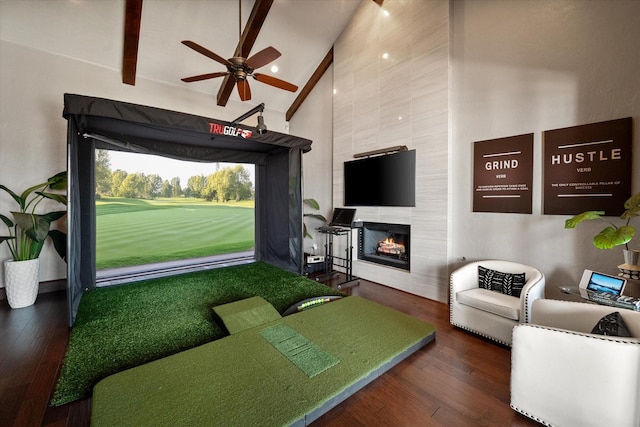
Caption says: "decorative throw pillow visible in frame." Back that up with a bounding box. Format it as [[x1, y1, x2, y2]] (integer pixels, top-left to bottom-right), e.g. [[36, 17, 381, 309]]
[[591, 312, 632, 337], [478, 266, 526, 297]]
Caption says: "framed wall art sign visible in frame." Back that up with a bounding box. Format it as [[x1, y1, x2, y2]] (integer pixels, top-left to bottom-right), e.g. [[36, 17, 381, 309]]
[[473, 133, 534, 214], [543, 117, 632, 215]]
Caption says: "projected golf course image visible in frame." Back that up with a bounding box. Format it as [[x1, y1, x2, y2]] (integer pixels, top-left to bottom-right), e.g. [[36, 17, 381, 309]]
[[96, 197, 254, 270]]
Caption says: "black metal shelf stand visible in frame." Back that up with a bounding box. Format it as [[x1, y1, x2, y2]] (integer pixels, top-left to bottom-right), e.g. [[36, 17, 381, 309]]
[[317, 226, 360, 290]]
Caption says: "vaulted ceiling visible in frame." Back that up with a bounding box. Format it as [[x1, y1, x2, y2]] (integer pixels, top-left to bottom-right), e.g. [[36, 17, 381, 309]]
[[1, 0, 364, 120]]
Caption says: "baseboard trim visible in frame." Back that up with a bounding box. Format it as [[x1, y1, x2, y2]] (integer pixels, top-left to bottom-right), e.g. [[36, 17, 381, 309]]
[[0, 279, 66, 300]]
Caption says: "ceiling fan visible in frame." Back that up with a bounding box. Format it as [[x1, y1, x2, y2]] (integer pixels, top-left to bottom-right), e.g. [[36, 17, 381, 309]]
[[180, 1, 298, 102]]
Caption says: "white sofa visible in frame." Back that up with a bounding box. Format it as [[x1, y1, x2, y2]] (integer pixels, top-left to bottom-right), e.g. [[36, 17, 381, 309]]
[[449, 260, 545, 346], [511, 299, 640, 427]]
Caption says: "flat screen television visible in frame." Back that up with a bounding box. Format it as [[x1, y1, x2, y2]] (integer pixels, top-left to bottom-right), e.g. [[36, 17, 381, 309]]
[[344, 150, 416, 207]]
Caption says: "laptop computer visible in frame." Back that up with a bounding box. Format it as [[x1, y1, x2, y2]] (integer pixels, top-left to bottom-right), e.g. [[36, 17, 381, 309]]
[[578, 269, 627, 299], [317, 208, 356, 233]]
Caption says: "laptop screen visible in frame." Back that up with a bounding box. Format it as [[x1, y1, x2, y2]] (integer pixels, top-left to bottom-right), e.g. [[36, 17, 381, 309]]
[[586, 271, 626, 295], [330, 208, 356, 227]]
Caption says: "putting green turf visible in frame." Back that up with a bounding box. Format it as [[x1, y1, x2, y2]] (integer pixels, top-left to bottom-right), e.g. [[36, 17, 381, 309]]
[[51, 262, 344, 406], [91, 296, 436, 427], [96, 197, 254, 269]]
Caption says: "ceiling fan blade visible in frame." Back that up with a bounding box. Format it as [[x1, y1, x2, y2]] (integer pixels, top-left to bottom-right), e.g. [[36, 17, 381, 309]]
[[181, 40, 232, 67], [181, 72, 229, 82], [237, 80, 252, 101], [245, 46, 281, 70], [253, 73, 298, 92]]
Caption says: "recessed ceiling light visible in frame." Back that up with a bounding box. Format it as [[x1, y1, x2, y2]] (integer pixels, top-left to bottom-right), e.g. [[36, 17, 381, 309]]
[[382, 52, 389, 60], [270, 65, 279, 73], [382, 9, 390, 17], [333, 88, 337, 95]]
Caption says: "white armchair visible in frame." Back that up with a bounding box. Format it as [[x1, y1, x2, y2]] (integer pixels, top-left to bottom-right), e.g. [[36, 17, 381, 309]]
[[511, 299, 640, 427], [450, 260, 545, 346]]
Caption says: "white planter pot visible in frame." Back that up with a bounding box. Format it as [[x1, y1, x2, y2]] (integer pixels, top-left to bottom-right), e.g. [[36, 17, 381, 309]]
[[4, 258, 40, 309]]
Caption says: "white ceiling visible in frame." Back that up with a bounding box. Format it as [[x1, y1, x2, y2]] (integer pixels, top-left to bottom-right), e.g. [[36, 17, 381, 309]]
[[0, 0, 363, 113]]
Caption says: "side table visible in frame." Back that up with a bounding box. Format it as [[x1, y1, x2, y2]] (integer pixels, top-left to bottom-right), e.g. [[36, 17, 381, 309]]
[[558, 285, 640, 311], [557, 285, 584, 302]]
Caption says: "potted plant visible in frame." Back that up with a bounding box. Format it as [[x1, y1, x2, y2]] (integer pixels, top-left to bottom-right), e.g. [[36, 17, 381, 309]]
[[564, 191, 640, 265], [303, 198, 327, 240], [1, 171, 67, 308]]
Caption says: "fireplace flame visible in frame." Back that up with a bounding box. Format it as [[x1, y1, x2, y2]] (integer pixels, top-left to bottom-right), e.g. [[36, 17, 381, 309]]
[[378, 237, 405, 255]]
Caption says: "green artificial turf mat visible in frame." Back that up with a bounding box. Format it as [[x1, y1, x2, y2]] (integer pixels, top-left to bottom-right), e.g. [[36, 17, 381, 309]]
[[91, 296, 436, 427], [213, 296, 282, 334], [51, 262, 343, 406], [259, 323, 339, 378]]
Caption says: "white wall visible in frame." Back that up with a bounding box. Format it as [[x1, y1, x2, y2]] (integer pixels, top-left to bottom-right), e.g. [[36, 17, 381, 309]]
[[451, 0, 640, 299], [289, 67, 335, 254], [333, 0, 451, 302], [331, 0, 640, 303], [0, 39, 288, 288]]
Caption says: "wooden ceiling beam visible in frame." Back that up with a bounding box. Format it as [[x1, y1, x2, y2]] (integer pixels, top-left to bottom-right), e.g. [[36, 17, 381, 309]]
[[285, 47, 333, 122], [122, 0, 143, 85], [217, 0, 274, 106]]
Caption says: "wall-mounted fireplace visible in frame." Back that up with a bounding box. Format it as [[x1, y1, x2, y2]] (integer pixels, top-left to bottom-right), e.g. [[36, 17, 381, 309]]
[[358, 222, 410, 271]]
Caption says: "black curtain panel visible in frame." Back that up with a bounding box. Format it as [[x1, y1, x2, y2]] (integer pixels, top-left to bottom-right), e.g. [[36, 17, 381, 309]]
[[63, 94, 311, 326]]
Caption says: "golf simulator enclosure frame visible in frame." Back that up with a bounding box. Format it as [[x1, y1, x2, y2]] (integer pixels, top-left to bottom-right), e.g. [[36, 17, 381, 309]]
[[63, 94, 312, 326]]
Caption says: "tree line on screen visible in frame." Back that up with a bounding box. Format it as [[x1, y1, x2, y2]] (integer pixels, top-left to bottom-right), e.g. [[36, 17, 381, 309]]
[[95, 150, 254, 202]]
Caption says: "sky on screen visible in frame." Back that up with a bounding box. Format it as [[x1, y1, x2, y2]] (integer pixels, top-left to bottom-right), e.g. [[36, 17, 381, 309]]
[[108, 150, 255, 187]]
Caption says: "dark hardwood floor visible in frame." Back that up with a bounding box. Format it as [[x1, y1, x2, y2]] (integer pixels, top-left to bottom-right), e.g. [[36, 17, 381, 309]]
[[0, 274, 540, 427]]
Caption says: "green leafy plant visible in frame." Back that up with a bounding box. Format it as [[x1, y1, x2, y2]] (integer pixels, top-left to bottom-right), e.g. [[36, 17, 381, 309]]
[[564, 192, 640, 249], [303, 198, 327, 239], [0, 171, 67, 261]]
